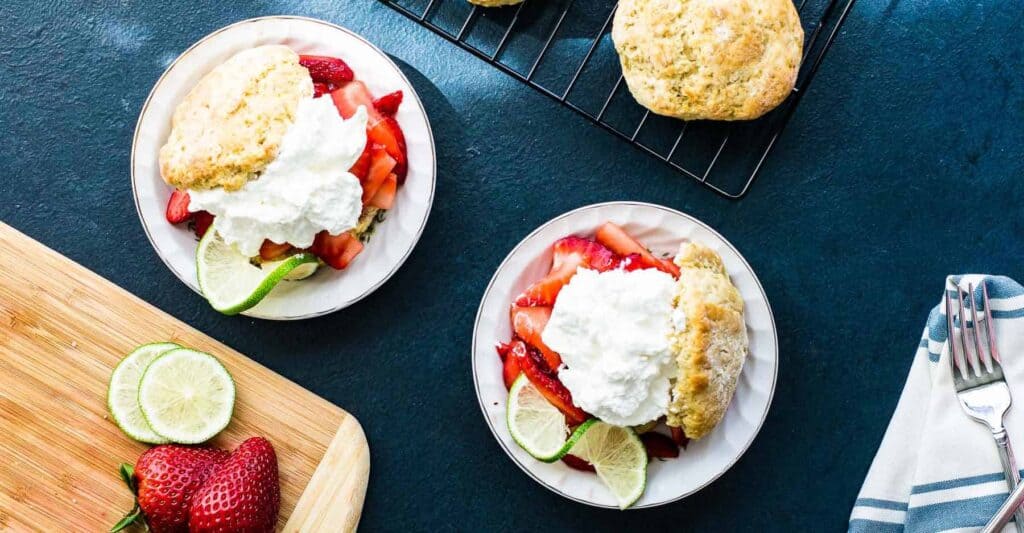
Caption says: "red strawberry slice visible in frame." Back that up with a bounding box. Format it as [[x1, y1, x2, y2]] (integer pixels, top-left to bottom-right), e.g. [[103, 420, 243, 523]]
[[515, 237, 617, 307], [367, 116, 407, 184], [501, 349, 520, 390], [595, 222, 679, 278], [367, 174, 397, 210], [561, 454, 596, 472], [111, 444, 229, 533], [670, 426, 690, 449], [640, 432, 680, 459], [363, 147, 396, 204], [259, 240, 293, 261], [510, 306, 560, 370], [313, 82, 332, 98], [189, 437, 280, 533], [331, 81, 378, 121], [372, 90, 403, 115], [309, 231, 364, 270], [299, 55, 354, 85], [617, 253, 647, 272], [166, 190, 192, 224], [518, 343, 589, 426], [192, 211, 214, 239], [348, 143, 373, 182], [496, 341, 512, 362], [331, 82, 409, 184]]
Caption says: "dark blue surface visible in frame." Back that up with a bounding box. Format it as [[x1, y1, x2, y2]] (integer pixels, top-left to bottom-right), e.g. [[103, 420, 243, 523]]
[[1, 1, 1022, 531]]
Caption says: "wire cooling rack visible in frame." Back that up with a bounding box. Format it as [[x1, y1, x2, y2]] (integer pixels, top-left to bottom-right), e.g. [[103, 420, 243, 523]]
[[381, 0, 856, 198]]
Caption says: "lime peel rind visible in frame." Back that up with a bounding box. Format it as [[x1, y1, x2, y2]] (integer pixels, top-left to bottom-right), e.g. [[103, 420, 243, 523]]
[[195, 221, 320, 315], [107, 342, 181, 444], [137, 347, 236, 444]]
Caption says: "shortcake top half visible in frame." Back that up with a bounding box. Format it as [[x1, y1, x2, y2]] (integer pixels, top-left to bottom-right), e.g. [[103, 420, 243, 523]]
[[159, 45, 313, 192]]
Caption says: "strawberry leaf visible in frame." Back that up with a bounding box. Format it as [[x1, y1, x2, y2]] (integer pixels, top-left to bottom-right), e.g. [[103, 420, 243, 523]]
[[109, 504, 142, 532], [118, 463, 137, 494], [111, 463, 146, 532]]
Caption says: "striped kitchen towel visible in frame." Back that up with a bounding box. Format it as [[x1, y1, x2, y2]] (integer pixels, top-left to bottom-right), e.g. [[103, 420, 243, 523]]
[[850, 275, 1024, 533]]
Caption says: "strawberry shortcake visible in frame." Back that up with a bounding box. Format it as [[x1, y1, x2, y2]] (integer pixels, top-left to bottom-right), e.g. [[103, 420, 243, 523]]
[[162, 45, 408, 272]]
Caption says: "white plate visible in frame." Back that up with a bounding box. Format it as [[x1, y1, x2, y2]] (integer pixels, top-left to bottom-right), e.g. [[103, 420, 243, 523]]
[[471, 202, 778, 509], [131, 16, 436, 320]]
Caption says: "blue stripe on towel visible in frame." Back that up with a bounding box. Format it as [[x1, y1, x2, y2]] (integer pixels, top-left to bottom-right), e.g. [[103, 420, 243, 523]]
[[855, 498, 909, 511], [904, 493, 1007, 532], [926, 306, 947, 344], [993, 308, 1024, 319], [976, 276, 1024, 299], [849, 519, 904, 533], [911, 472, 1008, 494]]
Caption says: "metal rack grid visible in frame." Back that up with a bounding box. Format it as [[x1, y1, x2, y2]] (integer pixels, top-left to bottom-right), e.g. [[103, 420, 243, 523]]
[[382, 0, 856, 198]]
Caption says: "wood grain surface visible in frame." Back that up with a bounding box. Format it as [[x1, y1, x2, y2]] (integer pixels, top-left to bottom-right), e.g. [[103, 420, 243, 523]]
[[0, 223, 369, 532]]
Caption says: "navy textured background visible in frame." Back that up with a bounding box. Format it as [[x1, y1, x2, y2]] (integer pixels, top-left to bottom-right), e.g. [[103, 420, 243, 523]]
[[1, 1, 1022, 530]]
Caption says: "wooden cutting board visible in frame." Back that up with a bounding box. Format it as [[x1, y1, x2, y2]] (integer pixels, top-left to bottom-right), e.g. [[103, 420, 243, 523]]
[[0, 223, 370, 532]]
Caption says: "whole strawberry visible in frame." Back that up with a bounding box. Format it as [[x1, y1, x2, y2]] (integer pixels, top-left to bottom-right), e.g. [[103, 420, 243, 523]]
[[111, 445, 229, 533], [189, 436, 280, 533]]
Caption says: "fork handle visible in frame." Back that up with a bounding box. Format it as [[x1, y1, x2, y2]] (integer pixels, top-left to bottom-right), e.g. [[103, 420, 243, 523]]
[[994, 428, 1024, 533]]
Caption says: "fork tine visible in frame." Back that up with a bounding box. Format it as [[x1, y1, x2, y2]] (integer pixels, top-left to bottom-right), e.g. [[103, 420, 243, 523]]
[[957, 286, 980, 376], [946, 289, 964, 378], [982, 281, 1004, 366], [968, 282, 991, 372]]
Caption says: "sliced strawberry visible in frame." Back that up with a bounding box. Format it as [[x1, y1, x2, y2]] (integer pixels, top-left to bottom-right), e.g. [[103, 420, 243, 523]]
[[313, 82, 332, 98], [193, 211, 214, 238], [337, 236, 364, 269], [510, 306, 560, 369], [372, 90, 403, 115], [670, 426, 689, 449], [367, 116, 407, 184], [595, 222, 679, 278], [299, 55, 354, 85], [348, 143, 373, 182], [502, 349, 522, 390], [518, 343, 589, 426], [640, 432, 680, 459], [166, 190, 192, 224], [496, 341, 513, 363], [259, 240, 293, 261], [367, 174, 397, 210], [310, 231, 362, 270], [331, 81, 379, 121], [331, 82, 409, 184], [515, 237, 617, 307], [363, 148, 396, 204], [617, 253, 647, 272], [561, 454, 596, 472]]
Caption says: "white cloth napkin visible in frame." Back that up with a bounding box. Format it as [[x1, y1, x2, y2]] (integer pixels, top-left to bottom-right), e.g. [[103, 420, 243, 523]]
[[850, 275, 1024, 533]]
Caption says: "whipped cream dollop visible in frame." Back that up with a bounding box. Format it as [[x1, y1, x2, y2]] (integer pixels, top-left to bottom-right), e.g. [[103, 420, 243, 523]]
[[188, 97, 368, 257], [541, 267, 677, 427]]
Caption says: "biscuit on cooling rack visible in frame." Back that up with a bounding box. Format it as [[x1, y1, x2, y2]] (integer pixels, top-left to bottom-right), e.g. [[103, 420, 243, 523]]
[[159, 45, 313, 192], [467, 0, 524, 7], [667, 242, 749, 439], [612, 0, 803, 121]]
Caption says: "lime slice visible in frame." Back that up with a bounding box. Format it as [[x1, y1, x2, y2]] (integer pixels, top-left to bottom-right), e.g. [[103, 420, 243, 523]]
[[107, 342, 180, 443], [196, 221, 319, 315], [568, 421, 647, 509], [138, 348, 235, 444], [507, 375, 594, 462]]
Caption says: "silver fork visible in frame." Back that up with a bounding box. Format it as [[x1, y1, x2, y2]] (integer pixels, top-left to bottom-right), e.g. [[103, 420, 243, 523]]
[[947, 281, 1024, 533]]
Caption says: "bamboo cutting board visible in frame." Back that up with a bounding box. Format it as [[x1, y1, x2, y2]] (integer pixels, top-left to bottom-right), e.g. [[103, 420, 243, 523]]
[[0, 223, 370, 532]]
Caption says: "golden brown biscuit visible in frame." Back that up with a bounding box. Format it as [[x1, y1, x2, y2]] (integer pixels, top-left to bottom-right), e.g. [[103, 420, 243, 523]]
[[667, 242, 749, 439], [612, 0, 803, 121], [466, 0, 524, 6], [159, 45, 313, 191]]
